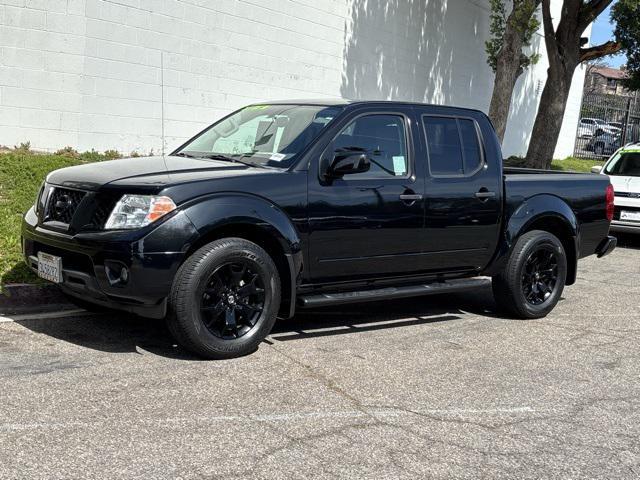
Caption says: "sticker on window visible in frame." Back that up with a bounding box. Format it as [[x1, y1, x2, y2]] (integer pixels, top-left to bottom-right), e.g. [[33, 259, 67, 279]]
[[392, 156, 406, 175], [270, 153, 286, 161]]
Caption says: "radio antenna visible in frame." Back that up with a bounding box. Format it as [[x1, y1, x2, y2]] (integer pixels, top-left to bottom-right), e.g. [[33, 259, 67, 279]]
[[160, 50, 165, 157]]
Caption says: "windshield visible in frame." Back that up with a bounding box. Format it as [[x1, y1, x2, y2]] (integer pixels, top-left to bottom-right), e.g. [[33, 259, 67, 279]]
[[604, 151, 640, 177], [176, 104, 343, 168]]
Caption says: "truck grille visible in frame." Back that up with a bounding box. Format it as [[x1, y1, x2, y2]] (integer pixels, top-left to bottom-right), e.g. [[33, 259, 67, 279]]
[[41, 185, 121, 231], [46, 187, 86, 224], [90, 195, 120, 228]]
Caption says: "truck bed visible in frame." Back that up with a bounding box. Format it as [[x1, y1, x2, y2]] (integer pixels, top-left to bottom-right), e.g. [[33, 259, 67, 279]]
[[503, 168, 611, 258]]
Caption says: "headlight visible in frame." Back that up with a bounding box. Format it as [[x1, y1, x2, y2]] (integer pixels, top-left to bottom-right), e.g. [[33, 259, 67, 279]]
[[34, 182, 45, 213], [104, 195, 176, 230]]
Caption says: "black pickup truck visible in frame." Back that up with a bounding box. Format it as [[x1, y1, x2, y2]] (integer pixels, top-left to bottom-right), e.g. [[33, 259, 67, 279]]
[[22, 100, 616, 359]]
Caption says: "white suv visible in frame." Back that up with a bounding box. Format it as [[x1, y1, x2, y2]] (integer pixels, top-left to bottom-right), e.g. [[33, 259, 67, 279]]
[[593, 144, 640, 233]]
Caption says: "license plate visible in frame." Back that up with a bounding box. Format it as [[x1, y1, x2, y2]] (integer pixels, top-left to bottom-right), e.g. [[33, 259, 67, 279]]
[[620, 210, 640, 222], [37, 252, 63, 283]]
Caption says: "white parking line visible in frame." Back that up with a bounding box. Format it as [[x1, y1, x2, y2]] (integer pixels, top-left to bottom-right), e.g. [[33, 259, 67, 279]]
[[0, 309, 91, 323], [0, 406, 538, 431]]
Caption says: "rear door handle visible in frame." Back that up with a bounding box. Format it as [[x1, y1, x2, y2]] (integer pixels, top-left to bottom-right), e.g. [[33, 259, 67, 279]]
[[399, 194, 423, 201]]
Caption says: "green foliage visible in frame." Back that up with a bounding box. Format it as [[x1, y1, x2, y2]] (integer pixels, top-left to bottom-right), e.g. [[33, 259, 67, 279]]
[[612, 0, 640, 91], [78, 149, 106, 162], [486, 0, 508, 72], [504, 156, 604, 172], [0, 147, 127, 286], [485, 0, 541, 73], [0, 152, 91, 286], [550, 157, 605, 173], [55, 146, 80, 158], [14, 141, 31, 153], [103, 149, 122, 160]]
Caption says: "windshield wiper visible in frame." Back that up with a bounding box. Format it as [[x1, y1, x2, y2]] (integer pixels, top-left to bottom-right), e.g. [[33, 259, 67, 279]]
[[173, 151, 198, 158], [200, 153, 265, 169]]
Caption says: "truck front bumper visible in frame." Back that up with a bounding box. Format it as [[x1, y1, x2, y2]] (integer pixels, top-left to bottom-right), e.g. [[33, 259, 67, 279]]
[[21, 207, 199, 319]]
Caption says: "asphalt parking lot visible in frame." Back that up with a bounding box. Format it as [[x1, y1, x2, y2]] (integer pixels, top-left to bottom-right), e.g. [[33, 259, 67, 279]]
[[1, 235, 639, 479]]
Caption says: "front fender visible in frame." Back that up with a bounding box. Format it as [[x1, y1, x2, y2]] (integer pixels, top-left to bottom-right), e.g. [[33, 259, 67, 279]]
[[181, 193, 301, 255], [486, 194, 578, 282]]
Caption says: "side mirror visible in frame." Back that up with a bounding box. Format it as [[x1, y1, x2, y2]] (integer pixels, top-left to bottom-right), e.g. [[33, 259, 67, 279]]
[[591, 165, 602, 174], [329, 152, 371, 177]]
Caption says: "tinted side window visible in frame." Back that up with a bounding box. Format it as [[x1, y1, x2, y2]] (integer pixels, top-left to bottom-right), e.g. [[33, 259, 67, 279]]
[[459, 119, 482, 173], [423, 116, 483, 176], [333, 114, 408, 178], [423, 117, 463, 175]]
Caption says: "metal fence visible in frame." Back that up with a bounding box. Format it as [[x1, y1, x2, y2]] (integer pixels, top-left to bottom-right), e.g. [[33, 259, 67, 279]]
[[574, 92, 640, 160]]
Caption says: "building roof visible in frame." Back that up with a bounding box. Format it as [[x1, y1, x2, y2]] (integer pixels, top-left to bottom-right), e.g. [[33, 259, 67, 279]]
[[592, 66, 628, 80]]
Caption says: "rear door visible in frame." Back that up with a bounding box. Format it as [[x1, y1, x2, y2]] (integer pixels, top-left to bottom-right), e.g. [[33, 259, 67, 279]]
[[417, 108, 502, 272]]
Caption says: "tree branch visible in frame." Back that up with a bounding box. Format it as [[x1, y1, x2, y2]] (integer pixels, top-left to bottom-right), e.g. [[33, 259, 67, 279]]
[[579, 40, 622, 62], [579, 0, 614, 31]]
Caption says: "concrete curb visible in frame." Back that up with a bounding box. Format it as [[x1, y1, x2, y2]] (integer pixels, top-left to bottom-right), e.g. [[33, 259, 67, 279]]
[[0, 283, 73, 315]]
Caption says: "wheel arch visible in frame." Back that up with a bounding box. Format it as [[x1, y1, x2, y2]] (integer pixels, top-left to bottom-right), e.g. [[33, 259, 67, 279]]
[[181, 194, 303, 318], [491, 195, 578, 285]]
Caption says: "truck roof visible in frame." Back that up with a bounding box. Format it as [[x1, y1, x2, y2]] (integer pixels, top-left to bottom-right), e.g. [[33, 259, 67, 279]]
[[250, 99, 486, 115]]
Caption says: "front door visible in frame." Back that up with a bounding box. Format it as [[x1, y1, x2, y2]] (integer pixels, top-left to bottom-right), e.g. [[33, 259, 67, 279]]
[[307, 109, 427, 283]]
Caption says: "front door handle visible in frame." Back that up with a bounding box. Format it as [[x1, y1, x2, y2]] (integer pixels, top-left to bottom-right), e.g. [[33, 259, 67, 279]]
[[474, 190, 496, 200]]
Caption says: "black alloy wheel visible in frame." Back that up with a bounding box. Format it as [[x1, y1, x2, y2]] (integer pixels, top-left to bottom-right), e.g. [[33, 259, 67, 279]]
[[200, 261, 266, 339], [521, 247, 558, 306], [492, 230, 567, 319], [166, 238, 281, 360]]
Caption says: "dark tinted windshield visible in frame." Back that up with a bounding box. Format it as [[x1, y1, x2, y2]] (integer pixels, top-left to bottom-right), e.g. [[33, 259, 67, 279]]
[[177, 104, 343, 168], [604, 151, 640, 177]]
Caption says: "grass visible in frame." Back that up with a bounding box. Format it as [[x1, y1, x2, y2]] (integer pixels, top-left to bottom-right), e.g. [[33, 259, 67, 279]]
[[506, 155, 606, 172], [551, 157, 605, 173], [0, 152, 95, 287]]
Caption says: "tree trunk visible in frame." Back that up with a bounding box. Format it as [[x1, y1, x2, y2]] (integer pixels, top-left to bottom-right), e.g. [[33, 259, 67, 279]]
[[524, 0, 618, 169], [488, 17, 525, 143], [525, 69, 574, 169]]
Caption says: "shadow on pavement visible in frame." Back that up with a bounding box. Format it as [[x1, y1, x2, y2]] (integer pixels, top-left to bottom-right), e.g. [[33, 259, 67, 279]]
[[270, 287, 497, 342], [16, 313, 201, 360], [14, 287, 499, 359], [614, 232, 640, 250]]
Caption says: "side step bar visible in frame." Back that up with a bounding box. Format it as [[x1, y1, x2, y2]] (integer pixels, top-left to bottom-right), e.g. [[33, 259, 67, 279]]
[[297, 277, 491, 308]]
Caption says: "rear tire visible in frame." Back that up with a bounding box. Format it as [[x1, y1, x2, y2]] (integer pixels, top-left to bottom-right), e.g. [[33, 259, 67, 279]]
[[166, 238, 281, 359], [492, 230, 567, 319]]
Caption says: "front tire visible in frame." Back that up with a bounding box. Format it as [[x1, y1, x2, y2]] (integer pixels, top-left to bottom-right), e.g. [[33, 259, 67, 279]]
[[492, 230, 567, 319], [166, 238, 281, 359]]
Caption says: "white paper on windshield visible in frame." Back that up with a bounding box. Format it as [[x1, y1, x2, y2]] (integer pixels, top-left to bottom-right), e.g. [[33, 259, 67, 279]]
[[392, 156, 406, 175], [270, 153, 286, 161]]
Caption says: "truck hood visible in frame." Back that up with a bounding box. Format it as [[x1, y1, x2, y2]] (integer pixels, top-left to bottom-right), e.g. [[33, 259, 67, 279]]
[[46, 155, 270, 191]]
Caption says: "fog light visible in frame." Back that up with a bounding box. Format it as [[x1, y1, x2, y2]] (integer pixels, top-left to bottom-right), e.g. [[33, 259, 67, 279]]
[[105, 261, 129, 286]]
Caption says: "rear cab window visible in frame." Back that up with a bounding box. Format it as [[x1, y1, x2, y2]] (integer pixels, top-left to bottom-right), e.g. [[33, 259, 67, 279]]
[[422, 115, 484, 177]]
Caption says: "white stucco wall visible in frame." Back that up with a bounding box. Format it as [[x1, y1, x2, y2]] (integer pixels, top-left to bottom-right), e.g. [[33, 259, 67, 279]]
[[0, 0, 585, 158]]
